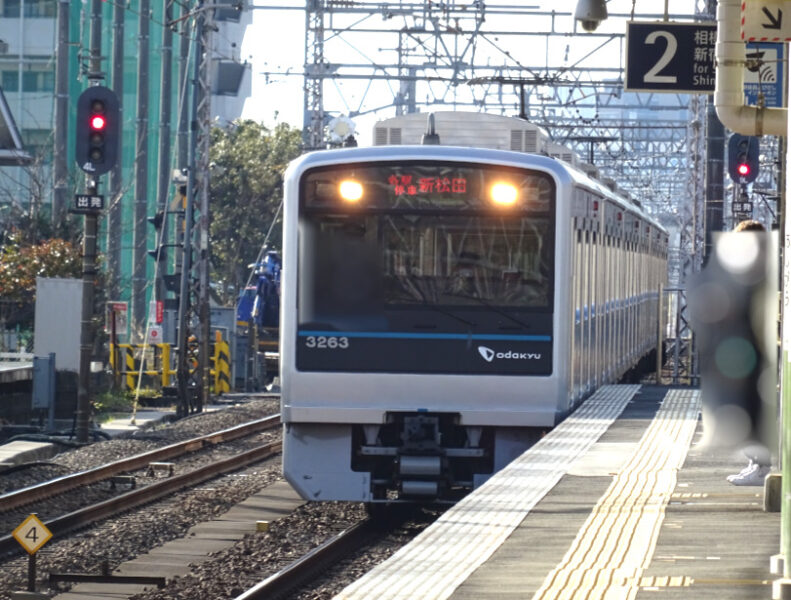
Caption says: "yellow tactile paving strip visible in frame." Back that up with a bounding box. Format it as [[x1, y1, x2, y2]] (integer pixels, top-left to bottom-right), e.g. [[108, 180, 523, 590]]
[[334, 385, 641, 600], [531, 389, 700, 600]]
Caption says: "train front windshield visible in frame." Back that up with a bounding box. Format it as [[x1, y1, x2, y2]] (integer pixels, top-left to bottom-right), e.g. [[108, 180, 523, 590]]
[[297, 160, 555, 375]]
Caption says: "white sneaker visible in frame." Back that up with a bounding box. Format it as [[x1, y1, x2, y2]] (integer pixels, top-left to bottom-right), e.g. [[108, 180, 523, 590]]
[[728, 463, 770, 486], [726, 460, 756, 483]]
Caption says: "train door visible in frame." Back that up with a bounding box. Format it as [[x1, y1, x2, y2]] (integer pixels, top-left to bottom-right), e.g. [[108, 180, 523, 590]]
[[573, 223, 584, 401]]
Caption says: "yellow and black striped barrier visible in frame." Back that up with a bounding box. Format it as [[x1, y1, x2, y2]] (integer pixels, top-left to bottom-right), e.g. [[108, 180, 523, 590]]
[[110, 335, 232, 395], [110, 343, 176, 391], [210, 332, 231, 395]]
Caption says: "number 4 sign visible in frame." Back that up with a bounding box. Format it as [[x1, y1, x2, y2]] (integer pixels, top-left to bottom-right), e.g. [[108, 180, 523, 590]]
[[12, 514, 52, 554]]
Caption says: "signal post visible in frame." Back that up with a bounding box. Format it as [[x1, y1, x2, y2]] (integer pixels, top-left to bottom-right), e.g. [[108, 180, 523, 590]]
[[73, 85, 120, 443]]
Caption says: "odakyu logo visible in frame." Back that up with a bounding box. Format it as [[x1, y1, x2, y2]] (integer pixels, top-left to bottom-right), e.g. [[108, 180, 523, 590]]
[[478, 345, 542, 362], [478, 346, 496, 362]]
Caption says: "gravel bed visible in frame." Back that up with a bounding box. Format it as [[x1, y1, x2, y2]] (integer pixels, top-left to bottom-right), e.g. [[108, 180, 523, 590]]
[[0, 431, 281, 534], [131, 502, 442, 600], [0, 396, 281, 596], [0, 464, 280, 600], [0, 460, 282, 598], [0, 396, 440, 600], [0, 463, 73, 495], [289, 507, 443, 600], [0, 397, 281, 535], [1, 396, 280, 491]]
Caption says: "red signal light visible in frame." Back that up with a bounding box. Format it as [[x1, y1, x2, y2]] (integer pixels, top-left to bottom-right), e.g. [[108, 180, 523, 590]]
[[90, 115, 106, 130], [737, 163, 750, 177]]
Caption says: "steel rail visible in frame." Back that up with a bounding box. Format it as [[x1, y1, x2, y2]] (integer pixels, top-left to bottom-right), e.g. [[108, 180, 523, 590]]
[[0, 439, 281, 557], [234, 519, 378, 600], [0, 414, 281, 512]]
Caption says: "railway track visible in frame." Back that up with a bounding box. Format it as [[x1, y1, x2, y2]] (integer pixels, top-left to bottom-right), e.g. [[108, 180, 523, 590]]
[[0, 415, 282, 558], [232, 505, 434, 600], [235, 519, 379, 600], [0, 414, 281, 512]]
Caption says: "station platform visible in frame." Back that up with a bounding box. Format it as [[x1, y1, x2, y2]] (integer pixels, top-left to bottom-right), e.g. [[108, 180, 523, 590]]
[[336, 384, 781, 600], [0, 360, 32, 384]]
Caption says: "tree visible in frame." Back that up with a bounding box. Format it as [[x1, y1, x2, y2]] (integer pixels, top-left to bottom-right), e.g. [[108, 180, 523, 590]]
[[0, 230, 82, 328], [0, 129, 81, 244], [209, 120, 302, 305]]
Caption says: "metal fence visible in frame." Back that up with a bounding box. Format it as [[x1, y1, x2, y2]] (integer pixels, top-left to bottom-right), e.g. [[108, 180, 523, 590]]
[[0, 328, 33, 353]]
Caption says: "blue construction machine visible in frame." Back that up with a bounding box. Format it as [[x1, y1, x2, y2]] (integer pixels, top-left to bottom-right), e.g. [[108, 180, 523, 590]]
[[235, 250, 281, 390]]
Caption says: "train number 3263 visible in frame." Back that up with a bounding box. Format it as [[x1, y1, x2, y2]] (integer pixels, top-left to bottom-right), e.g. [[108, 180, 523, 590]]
[[305, 336, 350, 349]]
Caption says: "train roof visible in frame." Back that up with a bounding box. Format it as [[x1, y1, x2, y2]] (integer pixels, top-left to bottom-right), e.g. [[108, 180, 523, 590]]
[[373, 111, 551, 154], [286, 144, 665, 234]]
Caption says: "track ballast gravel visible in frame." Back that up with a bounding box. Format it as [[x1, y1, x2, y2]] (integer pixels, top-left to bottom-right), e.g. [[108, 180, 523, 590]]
[[1, 397, 441, 600]]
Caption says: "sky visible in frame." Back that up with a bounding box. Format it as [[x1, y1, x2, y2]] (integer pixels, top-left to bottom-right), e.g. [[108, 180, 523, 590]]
[[240, 5, 305, 129], [239, 0, 706, 145]]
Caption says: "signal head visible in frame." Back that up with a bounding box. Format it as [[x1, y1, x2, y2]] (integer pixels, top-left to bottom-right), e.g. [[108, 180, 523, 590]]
[[727, 134, 760, 183], [75, 86, 120, 175]]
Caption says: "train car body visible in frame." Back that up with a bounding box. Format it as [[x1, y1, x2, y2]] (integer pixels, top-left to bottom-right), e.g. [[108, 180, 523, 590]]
[[280, 113, 668, 504]]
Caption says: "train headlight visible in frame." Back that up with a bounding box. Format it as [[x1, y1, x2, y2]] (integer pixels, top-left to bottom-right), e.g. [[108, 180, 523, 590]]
[[339, 179, 364, 203], [490, 182, 518, 206]]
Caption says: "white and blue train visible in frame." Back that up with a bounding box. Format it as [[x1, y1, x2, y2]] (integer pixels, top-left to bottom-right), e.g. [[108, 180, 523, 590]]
[[279, 112, 668, 505]]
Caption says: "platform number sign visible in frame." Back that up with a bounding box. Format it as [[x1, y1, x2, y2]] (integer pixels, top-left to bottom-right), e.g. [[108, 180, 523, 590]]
[[12, 514, 52, 554], [625, 21, 717, 93]]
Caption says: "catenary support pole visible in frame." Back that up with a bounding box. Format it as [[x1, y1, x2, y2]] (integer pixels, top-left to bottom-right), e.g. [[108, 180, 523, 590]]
[[155, 0, 174, 305], [132, 0, 151, 341], [76, 0, 104, 444], [53, 0, 69, 224], [107, 0, 125, 301]]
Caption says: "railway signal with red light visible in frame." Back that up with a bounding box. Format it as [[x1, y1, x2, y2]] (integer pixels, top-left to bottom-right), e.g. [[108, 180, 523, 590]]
[[90, 114, 106, 131], [76, 86, 120, 176], [727, 134, 759, 183]]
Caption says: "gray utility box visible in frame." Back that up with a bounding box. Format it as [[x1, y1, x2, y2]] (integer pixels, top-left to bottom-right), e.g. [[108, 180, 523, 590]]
[[34, 277, 82, 372]]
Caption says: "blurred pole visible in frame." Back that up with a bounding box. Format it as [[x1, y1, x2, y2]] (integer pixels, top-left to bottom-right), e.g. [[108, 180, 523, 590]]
[[780, 56, 791, 589]]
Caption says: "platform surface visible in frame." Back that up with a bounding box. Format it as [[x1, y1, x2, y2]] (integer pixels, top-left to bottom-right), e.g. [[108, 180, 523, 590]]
[[0, 360, 32, 383], [335, 385, 780, 600]]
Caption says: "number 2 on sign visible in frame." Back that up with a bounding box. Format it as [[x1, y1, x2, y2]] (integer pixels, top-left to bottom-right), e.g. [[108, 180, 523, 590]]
[[644, 31, 678, 84]]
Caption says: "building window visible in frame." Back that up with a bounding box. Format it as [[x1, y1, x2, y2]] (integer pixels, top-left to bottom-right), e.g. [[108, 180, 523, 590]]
[[41, 71, 53, 91], [22, 71, 37, 92], [3, 0, 20, 17], [22, 128, 51, 157], [3, 0, 56, 18], [19, 69, 54, 92], [1, 71, 18, 92]]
